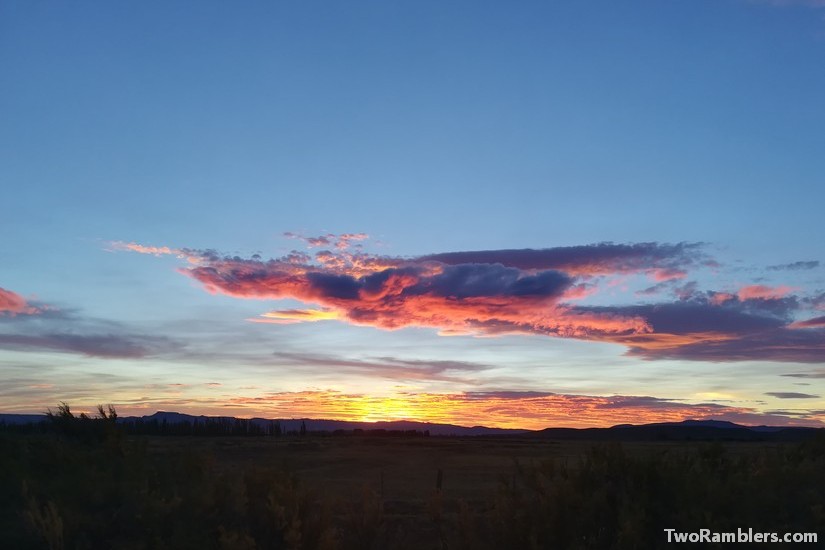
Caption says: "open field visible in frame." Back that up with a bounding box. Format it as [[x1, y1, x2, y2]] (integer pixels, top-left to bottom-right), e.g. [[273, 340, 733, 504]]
[[3, 429, 823, 549], [151, 435, 788, 503]]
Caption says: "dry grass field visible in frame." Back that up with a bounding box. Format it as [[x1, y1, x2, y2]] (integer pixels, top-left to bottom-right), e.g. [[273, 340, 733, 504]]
[[3, 427, 823, 549], [162, 434, 776, 502]]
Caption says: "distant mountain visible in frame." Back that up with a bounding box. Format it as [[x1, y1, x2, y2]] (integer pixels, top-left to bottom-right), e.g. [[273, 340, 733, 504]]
[[141, 411, 526, 436], [0, 414, 47, 425], [534, 419, 821, 442], [1, 413, 821, 440], [0, 411, 525, 437]]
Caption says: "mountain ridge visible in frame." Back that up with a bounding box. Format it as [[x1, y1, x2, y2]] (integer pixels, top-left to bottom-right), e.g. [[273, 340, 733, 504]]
[[1, 411, 821, 440]]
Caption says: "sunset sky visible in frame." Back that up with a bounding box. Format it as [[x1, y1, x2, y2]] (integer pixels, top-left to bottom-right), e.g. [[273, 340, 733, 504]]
[[2, 0, 824, 429]]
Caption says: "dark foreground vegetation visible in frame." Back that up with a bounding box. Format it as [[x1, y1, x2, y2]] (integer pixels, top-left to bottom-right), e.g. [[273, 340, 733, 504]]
[[1, 406, 823, 549]]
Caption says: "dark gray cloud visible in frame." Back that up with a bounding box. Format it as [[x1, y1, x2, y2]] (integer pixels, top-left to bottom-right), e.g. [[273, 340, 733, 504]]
[[576, 301, 785, 336], [0, 333, 179, 359], [419, 242, 705, 275], [781, 369, 825, 379], [418, 264, 571, 299], [767, 260, 820, 271], [626, 328, 825, 363], [765, 392, 821, 399]]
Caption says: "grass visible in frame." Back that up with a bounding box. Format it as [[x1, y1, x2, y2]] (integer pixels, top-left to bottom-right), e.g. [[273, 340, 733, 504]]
[[2, 423, 824, 549]]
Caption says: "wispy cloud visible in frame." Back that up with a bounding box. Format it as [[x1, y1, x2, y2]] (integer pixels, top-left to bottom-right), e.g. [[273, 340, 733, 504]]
[[419, 242, 707, 277], [789, 315, 825, 328], [250, 308, 340, 324], [271, 351, 490, 384], [0, 333, 177, 359], [0, 305, 180, 359], [781, 369, 825, 379], [767, 260, 819, 271], [283, 232, 369, 251], [765, 392, 821, 399]]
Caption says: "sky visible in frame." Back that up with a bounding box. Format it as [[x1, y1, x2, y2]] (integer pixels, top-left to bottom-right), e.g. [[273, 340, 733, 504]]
[[1, 0, 824, 429]]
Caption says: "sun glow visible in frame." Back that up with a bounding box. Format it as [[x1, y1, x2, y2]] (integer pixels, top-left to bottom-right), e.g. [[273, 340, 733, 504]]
[[351, 396, 418, 422]]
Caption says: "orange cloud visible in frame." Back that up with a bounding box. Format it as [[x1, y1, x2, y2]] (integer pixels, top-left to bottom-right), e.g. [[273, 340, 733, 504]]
[[117, 240, 825, 362], [253, 308, 340, 324]]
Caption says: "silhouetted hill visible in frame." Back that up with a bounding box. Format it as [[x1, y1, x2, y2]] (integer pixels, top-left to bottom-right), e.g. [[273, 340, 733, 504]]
[[0, 414, 45, 425], [534, 419, 821, 442], [142, 411, 526, 436], [1, 413, 821, 440], [0, 411, 525, 436]]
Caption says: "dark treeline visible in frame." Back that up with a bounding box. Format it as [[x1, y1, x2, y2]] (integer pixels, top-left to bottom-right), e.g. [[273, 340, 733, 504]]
[[122, 417, 281, 437], [0, 403, 281, 438], [0, 405, 429, 439]]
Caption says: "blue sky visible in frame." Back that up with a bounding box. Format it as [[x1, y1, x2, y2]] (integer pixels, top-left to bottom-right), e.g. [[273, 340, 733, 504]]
[[1, 0, 823, 427]]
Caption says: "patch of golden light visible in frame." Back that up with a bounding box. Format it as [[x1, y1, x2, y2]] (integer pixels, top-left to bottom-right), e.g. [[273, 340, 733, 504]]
[[251, 308, 340, 324], [352, 396, 421, 422], [694, 392, 736, 400]]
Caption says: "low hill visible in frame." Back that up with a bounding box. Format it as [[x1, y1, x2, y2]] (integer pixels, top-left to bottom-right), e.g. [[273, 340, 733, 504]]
[[1, 412, 820, 440]]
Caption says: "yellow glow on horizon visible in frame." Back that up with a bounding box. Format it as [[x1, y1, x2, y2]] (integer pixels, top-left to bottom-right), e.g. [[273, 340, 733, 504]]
[[13, 390, 821, 430]]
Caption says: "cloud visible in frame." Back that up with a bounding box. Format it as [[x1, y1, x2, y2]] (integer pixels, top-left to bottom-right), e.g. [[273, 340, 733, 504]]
[[271, 351, 490, 384], [790, 315, 825, 328], [806, 292, 825, 311], [636, 281, 672, 297], [737, 285, 796, 301], [117, 239, 825, 362], [568, 297, 821, 362], [0, 287, 41, 316], [0, 303, 181, 359], [781, 369, 825, 379], [185, 257, 622, 336], [108, 241, 203, 264], [623, 327, 825, 363], [250, 308, 340, 324], [283, 232, 370, 251], [419, 242, 706, 277], [0, 332, 178, 358], [767, 260, 820, 271], [765, 392, 821, 399]]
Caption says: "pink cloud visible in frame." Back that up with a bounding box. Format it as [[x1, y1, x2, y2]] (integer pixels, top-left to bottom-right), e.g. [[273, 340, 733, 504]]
[[710, 292, 736, 305], [651, 268, 687, 281], [737, 284, 796, 301], [790, 315, 825, 329], [0, 287, 40, 316]]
